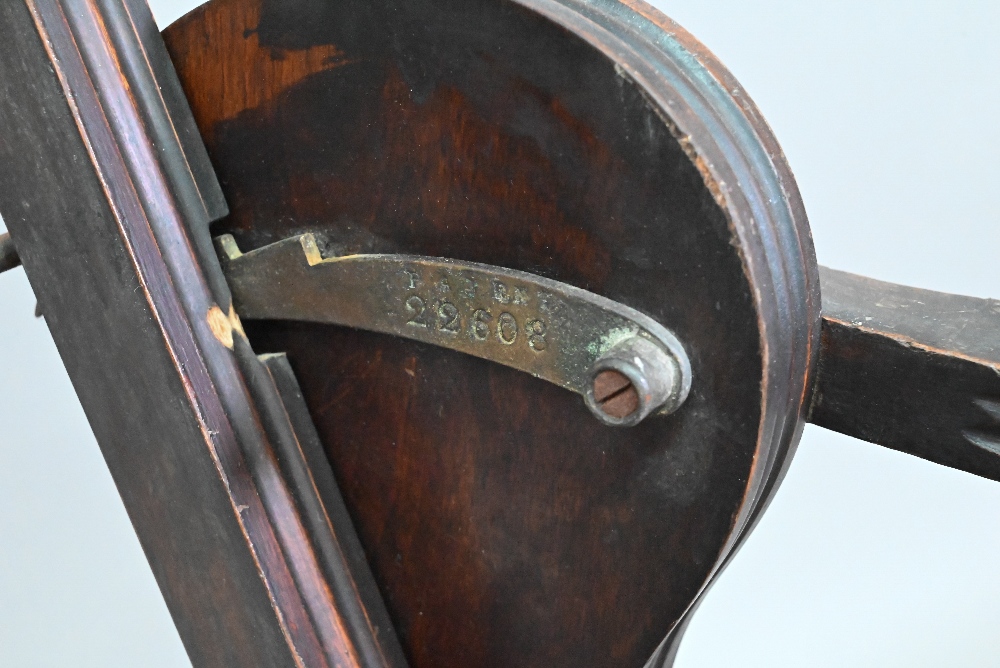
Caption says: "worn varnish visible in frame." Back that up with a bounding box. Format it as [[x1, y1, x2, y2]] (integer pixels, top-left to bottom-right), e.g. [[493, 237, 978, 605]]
[[811, 267, 1000, 483], [9, 0, 1000, 664], [0, 0, 403, 666], [165, 0, 818, 665]]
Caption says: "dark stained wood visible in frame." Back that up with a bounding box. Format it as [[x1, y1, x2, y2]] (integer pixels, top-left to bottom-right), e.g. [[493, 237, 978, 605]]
[[0, 0, 291, 663], [0, 233, 20, 273], [165, 0, 820, 665], [810, 266, 1000, 483], [0, 1, 400, 666], [262, 352, 409, 668], [18, 0, 1000, 666]]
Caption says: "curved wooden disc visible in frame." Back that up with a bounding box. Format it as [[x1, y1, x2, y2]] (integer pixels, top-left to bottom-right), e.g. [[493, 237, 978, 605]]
[[165, 0, 819, 665]]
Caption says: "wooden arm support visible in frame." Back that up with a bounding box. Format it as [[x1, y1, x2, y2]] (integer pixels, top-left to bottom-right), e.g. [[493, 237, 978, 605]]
[[810, 266, 1000, 482]]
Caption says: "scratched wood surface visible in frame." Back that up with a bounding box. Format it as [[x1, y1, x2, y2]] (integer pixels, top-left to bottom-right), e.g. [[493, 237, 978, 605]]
[[165, 0, 820, 665], [0, 0, 290, 664], [811, 267, 1000, 483], [0, 0, 406, 665]]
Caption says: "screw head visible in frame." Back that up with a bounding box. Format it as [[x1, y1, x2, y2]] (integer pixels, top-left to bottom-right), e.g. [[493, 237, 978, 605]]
[[584, 335, 686, 427], [592, 369, 640, 420]]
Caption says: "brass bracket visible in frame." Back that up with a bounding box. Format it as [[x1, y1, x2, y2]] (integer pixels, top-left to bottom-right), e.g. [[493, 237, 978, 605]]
[[218, 234, 691, 426]]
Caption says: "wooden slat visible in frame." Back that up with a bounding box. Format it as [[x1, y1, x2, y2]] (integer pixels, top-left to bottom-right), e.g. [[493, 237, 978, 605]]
[[0, 1, 401, 665], [811, 266, 1000, 482]]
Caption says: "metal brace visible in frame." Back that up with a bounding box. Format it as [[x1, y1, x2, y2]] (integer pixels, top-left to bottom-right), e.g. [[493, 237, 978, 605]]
[[217, 234, 691, 427]]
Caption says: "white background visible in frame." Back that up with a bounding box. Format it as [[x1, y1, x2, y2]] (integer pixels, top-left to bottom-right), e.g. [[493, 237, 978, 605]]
[[1, 0, 998, 665]]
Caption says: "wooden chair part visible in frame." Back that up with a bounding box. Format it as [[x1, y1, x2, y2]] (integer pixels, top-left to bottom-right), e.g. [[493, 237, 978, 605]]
[[0, 0, 996, 667]]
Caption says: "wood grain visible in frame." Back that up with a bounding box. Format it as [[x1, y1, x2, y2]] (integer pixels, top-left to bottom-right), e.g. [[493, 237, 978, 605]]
[[0, 0, 294, 663], [165, 0, 819, 665], [811, 267, 1000, 483], [0, 0, 401, 665]]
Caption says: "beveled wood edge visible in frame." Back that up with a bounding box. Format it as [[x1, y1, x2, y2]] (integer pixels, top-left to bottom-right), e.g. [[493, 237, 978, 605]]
[[510, 1, 820, 660], [263, 354, 409, 668], [0, 0, 400, 665]]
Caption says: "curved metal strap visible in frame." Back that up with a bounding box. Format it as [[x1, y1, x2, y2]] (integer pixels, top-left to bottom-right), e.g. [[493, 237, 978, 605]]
[[218, 233, 691, 425]]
